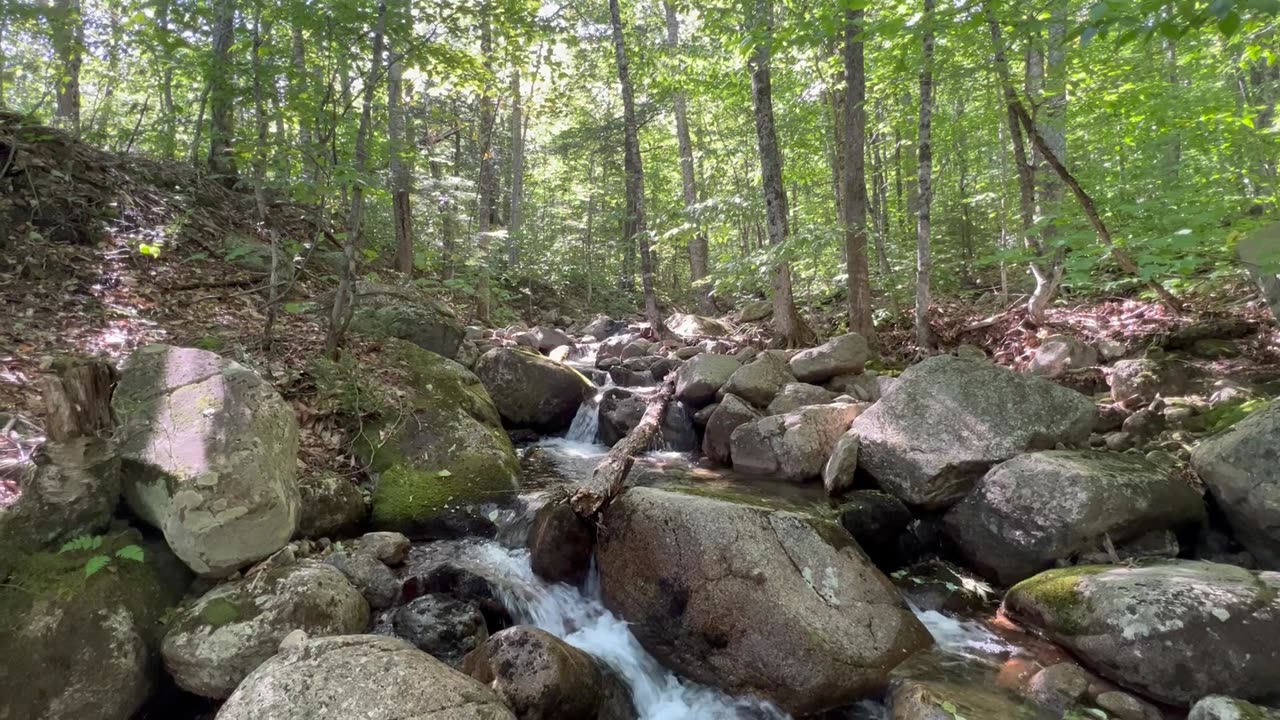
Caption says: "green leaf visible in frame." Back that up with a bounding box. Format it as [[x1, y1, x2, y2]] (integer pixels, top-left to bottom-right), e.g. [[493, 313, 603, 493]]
[[84, 555, 111, 578], [284, 302, 307, 314], [139, 243, 163, 258], [1218, 11, 1243, 37], [59, 535, 104, 553], [115, 545, 146, 563], [436, 469, 453, 477]]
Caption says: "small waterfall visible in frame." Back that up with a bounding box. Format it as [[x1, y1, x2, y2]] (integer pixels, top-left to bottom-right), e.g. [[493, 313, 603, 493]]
[[566, 390, 603, 444]]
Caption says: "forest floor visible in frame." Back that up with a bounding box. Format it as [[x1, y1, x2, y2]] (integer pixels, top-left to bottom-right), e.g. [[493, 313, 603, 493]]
[[3, 112, 1279, 479]]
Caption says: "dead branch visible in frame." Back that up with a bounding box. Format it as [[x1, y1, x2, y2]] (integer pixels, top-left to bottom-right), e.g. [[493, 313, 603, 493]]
[[571, 376, 675, 518]]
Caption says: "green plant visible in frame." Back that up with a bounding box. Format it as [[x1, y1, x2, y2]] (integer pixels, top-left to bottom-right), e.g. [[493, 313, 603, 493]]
[[58, 535, 146, 578]]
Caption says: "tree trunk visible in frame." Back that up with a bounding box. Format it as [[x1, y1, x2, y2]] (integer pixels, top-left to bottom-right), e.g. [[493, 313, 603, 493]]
[[914, 0, 935, 349], [250, 3, 269, 222], [51, 0, 83, 135], [842, 7, 877, 343], [290, 25, 318, 184], [1025, 2, 1069, 322], [748, 0, 814, 348], [324, 0, 387, 357], [664, 0, 713, 315], [208, 0, 238, 183], [476, 7, 496, 324], [389, 49, 414, 275], [571, 376, 675, 518], [585, 156, 597, 308], [610, 0, 666, 335], [42, 360, 116, 442], [508, 67, 524, 267], [156, 0, 176, 158]]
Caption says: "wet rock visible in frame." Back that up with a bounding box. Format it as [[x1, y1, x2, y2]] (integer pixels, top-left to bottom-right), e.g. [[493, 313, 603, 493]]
[[766, 382, 838, 415], [648, 356, 680, 381], [324, 551, 400, 609], [852, 355, 1096, 510], [599, 389, 698, 450], [1096, 691, 1162, 720], [667, 312, 733, 338], [1026, 663, 1091, 713], [731, 403, 861, 482], [217, 634, 515, 720], [403, 563, 514, 632], [944, 450, 1205, 584], [347, 281, 464, 359], [1110, 357, 1190, 404], [530, 326, 573, 353], [0, 530, 187, 720], [1028, 335, 1098, 379], [1075, 528, 1180, 566], [823, 431, 860, 497], [353, 531, 410, 566], [620, 339, 654, 360], [887, 652, 1045, 720], [528, 500, 595, 586], [1190, 402, 1280, 567], [789, 333, 870, 383], [721, 351, 797, 408], [1004, 561, 1280, 706], [475, 347, 595, 433], [894, 559, 994, 613], [356, 342, 519, 538], [295, 474, 366, 539], [597, 334, 636, 364], [837, 490, 912, 569], [673, 353, 741, 406], [608, 365, 652, 387], [114, 344, 300, 576], [1189, 695, 1280, 720], [702, 394, 761, 465], [162, 560, 369, 698], [462, 625, 636, 720], [621, 356, 658, 372], [597, 487, 932, 716], [393, 595, 489, 666], [692, 402, 718, 428]]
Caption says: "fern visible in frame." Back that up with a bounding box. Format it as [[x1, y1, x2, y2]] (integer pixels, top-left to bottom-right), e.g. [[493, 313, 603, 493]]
[[84, 555, 111, 577], [59, 535, 104, 553], [115, 545, 145, 563]]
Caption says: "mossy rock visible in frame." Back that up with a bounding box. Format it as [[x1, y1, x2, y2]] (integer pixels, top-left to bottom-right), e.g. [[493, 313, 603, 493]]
[[347, 282, 464, 360], [0, 528, 190, 720], [356, 341, 519, 538]]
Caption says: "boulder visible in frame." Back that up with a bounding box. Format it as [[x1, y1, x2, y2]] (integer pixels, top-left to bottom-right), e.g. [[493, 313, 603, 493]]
[[720, 351, 795, 408], [347, 281, 464, 359], [620, 339, 654, 360], [1190, 696, 1280, 720], [1004, 561, 1280, 706], [324, 550, 400, 609], [702, 394, 761, 465], [162, 560, 369, 698], [353, 530, 410, 565], [0, 437, 119, 554], [945, 450, 1206, 584], [462, 626, 636, 720], [673, 353, 741, 406], [475, 347, 595, 432], [295, 474, 366, 539], [826, 371, 882, 402], [1096, 691, 1163, 720], [674, 346, 703, 360], [823, 431, 860, 496], [0, 530, 187, 720], [113, 344, 300, 576], [789, 333, 870, 383], [393, 595, 489, 666], [455, 339, 481, 369], [1190, 402, 1280, 567], [355, 343, 519, 538], [597, 487, 932, 715], [530, 326, 574, 353], [402, 564, 513, 632], [1028, 335, 1099, 378], [1110, 357, 1189, 404], [528, 500, 595, 586], [599, 388, 697, 451], [738, 299, 773, 322], [648, 357, 680, 381], [730, 403, 861, 482], [216, 634, 515, 720], [581, 314, 623, 339], [767, 382, 838, 415], [667, 312, 733, 338], [1026, 663, 1091, 713], [608, 365, 652, 387], [837, 490, 913, 570], [852, 355, 1096, 509]]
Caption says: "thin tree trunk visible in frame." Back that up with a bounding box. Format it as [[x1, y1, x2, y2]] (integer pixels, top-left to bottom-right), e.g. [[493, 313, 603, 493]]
[[189, 81, 211, 167], [915, 0, 935, 349], [325, 0, 387, 357], [1027, 1, 1069, 320], [51, 0, 83, 135], [156, 0, 176, 159], [476, 7, 496, 324], [291, 25, 318, 185], [585, 156, 597, 308], [389, 49, 414, 275], [609, 0, 666, 335], [508, 67, 524, 266], [208, 0, 238, 183], [842, 7, 877, 343], [748, 0, 814, 347], [250, 3, 269, 222], [664, 0, 713, 314]]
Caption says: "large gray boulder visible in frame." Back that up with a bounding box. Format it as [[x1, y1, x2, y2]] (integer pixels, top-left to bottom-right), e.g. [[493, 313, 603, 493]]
[[462, 626, 636, 720], [162, 560, 369, 698], [766, 382, 838, 415], [530, 326, 573, 353], [475, 347, 595, 432], [1004, 561, 1280, 707], [852, 355, 1096, 509], [1109, 357, 1189, 404], [945, 451, 1206, 584], [1028, 335, 1098, 379], [347, 281, 464, 359], [216, 634, 516, 720], [597, 487, 932, 716], [667, 312, 733, 338], [730, 403, 861, 482], [789, 333, 870, 383], [113, 344, 300, 576], [1190, 696, 1280, 720], [673, 353, 741, 406], [702, 393, 761, 465], [1191, 402, 1280, 567], [720, 351, 795, 408]]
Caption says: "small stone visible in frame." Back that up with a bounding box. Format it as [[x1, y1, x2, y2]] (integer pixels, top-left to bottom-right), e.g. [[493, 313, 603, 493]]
[[1026, 663, 1091, 712]]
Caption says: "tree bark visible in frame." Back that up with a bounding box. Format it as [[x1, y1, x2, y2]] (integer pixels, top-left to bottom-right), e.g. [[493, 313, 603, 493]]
[[43, 360, 116, 442], [325, 0, 387, 357], [610, 0, 666, 335], [156, 0, 176, 158], [748, 0, 814, 348], [842, 8, 877, 343], [51, 0, 83, 135], [508, 67, 524, 267], [571, 377, 675, 518], [664, 0, 714, 315], [208, 0, 238, 183], [389, 49, 415, 275], [476, 7, 496, 324], [915, 0, 935, 349]]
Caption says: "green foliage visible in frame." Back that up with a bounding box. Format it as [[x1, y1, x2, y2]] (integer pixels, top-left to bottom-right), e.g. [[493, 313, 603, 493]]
[[58, 535, 145, 578]]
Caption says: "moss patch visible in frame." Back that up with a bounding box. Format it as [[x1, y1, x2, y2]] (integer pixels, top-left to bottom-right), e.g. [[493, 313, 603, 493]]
[[371, 460, 518, 531], [1007, 565, 1108, 637], [199, 595, 259, 628]]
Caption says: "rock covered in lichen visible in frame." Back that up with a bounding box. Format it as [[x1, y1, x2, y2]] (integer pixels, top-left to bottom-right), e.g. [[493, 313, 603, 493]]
[[1191, 401, 1280, 567], [162, 560, 369, 698], [473, 346, 595, 432], [1189, 695, 1280, 720]]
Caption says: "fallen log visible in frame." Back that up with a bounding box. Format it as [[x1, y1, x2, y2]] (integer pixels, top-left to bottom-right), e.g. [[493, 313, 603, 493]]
[[570, 375, 675, 518]]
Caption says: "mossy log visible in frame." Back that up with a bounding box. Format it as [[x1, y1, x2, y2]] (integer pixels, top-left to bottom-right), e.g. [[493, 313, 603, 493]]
[[571, 375, 675, 518]]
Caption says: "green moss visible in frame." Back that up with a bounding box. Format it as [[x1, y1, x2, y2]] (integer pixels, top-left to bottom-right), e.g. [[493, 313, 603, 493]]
[[1008, 565, 1108, 636], [371, 459, 518, 530], [199, 595, 258, 628], [1203, 398, 1269, 434]]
